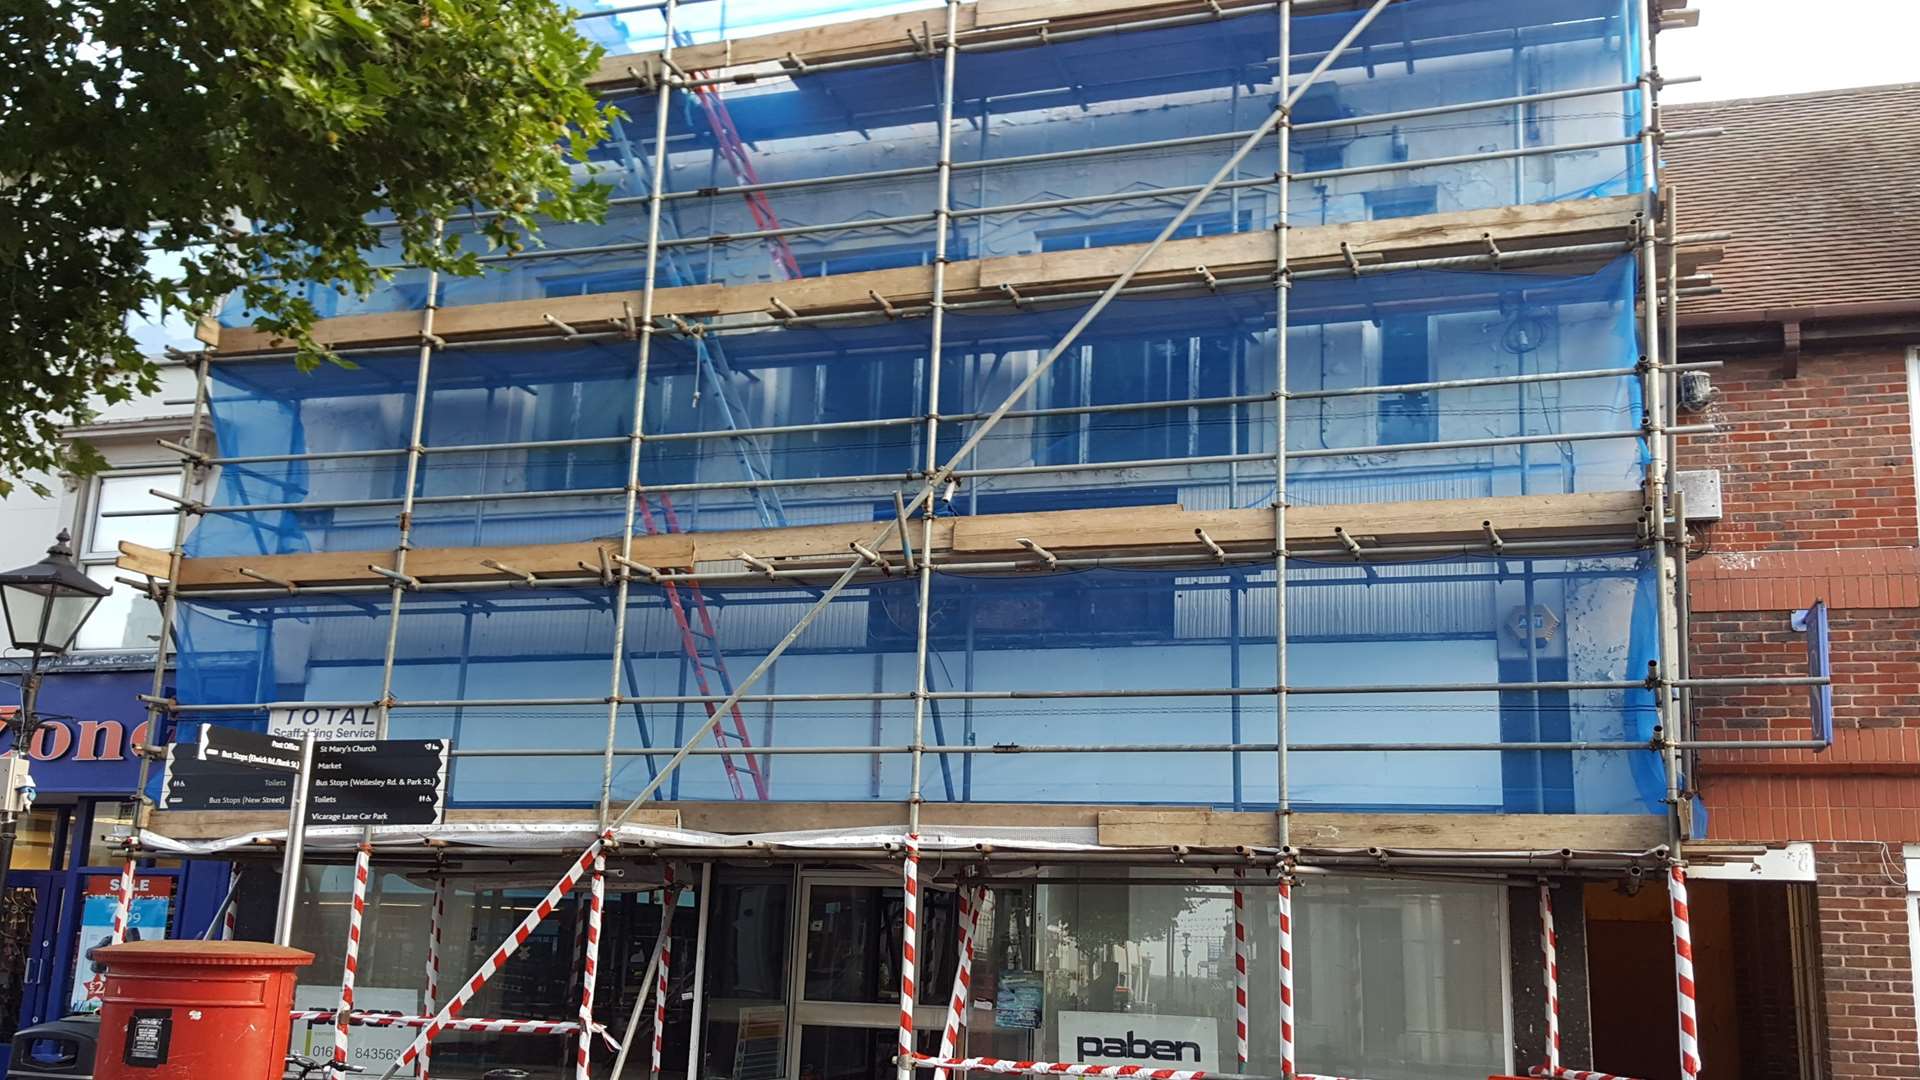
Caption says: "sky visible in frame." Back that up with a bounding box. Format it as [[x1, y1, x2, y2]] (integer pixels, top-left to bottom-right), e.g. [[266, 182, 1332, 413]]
[[1660, 0, 1920, 103]]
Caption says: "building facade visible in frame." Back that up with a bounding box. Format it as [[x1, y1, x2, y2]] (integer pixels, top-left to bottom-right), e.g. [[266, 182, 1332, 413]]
[[0, 292, 228, 1064], [1666, 81, 1920, 1080], [24, 3, 1841, 1080]]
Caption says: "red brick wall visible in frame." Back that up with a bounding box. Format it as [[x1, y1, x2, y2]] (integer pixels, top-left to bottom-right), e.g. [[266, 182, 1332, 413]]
[[1679, 345, 1920, 843], [1813, 842, 1919, 1079], [1680, 350, 1917, 553]]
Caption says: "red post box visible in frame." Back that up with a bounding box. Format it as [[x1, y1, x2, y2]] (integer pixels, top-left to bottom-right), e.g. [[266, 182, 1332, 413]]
[[91, 940, 315, 1080]]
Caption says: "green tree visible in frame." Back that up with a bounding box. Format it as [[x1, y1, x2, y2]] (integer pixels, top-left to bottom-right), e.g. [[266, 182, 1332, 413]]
[[0, 0, 614, 495]]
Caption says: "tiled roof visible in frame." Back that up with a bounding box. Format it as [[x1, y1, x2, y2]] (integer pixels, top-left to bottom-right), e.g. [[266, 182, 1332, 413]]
[[1663, 82, 1920, 316]]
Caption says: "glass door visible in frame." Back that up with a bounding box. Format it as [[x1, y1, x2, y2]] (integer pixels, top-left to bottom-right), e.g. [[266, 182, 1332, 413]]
[[789, 873, 956, 1080]]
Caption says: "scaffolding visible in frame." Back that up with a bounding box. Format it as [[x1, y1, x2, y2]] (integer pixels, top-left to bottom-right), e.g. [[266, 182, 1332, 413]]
[[114, 1, 1821, 1078]]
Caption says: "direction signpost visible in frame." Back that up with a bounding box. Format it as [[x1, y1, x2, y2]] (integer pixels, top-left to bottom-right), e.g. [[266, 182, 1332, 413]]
[[162, 736, 450, 826], [161, 727, 451, 943]]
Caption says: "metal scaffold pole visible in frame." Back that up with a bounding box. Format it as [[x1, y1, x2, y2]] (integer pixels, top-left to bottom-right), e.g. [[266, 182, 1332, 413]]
[[130, 350, 209, 831], [908, 0, 962, 848], [1274, 0, 1293, 860], [1633, 0, 1686, 855], [372, 228, 446, 742], [599, 0, 679, 826]]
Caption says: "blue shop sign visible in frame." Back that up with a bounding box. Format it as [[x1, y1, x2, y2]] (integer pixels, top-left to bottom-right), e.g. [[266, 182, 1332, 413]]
[[0, 671, 159, 795]]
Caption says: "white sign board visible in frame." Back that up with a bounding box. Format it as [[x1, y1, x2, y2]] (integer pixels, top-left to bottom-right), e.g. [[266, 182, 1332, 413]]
[[1058, 1011, 1220, 1071], [271, 705, 379, 741], [292, 986, 420, 1075]]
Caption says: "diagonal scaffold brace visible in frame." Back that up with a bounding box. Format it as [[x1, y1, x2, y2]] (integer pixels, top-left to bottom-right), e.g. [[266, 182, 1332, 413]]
[[601, 0, 1400, 837]]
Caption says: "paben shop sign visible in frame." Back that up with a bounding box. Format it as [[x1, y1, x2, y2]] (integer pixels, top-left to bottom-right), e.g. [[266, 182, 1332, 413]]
[[1058, 1012, 1220, 1071]]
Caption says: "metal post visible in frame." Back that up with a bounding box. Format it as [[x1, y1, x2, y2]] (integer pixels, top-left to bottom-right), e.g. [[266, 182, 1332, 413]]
[[1669, 865, 1701, 1078], [683, 862, 713, 1079], [909, 0, 961, 840], [130, 352, 209, 842], [1540, 882, 1560, 1072], [650, 867, 677, 1080], [607, 913, 664, 1080], [373, 232, 446, 743], [898, 832, 922, 1080], [600, 0, 678, 827], [274, 733, 316, 946], [1633, 0, 1685, 851], [423, 877, 446, 1080], [202, 867, 243, 941], [578, 851, 607, 1080], [331, 842, 371, 1080], [1274, 0, 1293, 854]]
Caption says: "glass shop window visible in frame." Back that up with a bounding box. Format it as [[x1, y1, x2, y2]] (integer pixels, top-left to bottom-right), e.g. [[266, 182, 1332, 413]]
[[74, 472, 173, 651], [1031, 876, 1508, 1080]]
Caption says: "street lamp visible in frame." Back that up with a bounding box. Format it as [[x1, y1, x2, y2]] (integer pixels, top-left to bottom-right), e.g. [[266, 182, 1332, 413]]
[[0, 529, 111, 876]]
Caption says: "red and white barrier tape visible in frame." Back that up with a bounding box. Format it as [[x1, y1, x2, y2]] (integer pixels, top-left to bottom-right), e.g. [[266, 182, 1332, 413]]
[[1540, 882, 1560, 1072], [577, 850, 606, 1080], [423, 878, 446, 1080], [1277, 879, 1295, 1079], [222, 868, 240, 940], [292, 1010, 617, 1046], [1669, 866, 1700, 1078], [1528, 1067, 1648, 1080], [334, 843, 371, 1080], [899, 833, 921, 1076], [110, 858, 134, 946], [936, 886, 987, 1080], [1232, 874, 1249, 1068], [652, 863, 678, 1080], [387, 837, 605, 1075]]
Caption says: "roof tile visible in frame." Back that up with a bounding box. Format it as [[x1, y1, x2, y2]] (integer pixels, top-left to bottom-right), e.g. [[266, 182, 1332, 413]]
[[1664, 82, 1920, 314]]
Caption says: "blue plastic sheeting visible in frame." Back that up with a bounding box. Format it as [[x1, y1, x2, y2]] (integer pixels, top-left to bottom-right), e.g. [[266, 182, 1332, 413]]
[[166, 554, 1663, 812], [186, 258, 1642, 558], [219, 0, 1642, 323]]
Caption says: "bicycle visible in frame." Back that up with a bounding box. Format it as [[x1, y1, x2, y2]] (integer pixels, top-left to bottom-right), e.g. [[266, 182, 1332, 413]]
[[285, 1055, 365, 1079]]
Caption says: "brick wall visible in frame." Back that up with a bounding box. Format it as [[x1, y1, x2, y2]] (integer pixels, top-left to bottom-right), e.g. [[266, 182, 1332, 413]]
[[1813, 842, 1919, 1079], [1680, 350, 1917, 553], [1678, 345, 1920, 844], [1692, 605, 1920, 843]]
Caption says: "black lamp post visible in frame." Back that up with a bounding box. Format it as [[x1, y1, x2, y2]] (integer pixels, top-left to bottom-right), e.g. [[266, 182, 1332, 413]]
[[0, 529, 110, 877]]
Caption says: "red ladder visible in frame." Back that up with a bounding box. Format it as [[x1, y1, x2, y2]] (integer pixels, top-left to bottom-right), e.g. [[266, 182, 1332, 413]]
[[685, 74, 803, 281], [637, 492, 771, 800]]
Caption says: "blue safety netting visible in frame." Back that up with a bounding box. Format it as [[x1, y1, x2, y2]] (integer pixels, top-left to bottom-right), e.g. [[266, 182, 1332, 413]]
[[217, 0, 1642, 323], [167, 553, 1663, 813], [187, 256, 1643, 558]]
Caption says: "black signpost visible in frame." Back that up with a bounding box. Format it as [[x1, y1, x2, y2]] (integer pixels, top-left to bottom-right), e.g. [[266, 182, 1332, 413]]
[[161, 729, 450, 943], [305, 740, 449, 827], [162, 737, 449, 826]]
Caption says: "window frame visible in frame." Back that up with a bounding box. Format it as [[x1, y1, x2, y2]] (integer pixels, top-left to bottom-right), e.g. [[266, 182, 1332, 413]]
[[70, 466, 177, 652], [1907, 845, 1920, 1057], [1906, 347, 1920, 541]]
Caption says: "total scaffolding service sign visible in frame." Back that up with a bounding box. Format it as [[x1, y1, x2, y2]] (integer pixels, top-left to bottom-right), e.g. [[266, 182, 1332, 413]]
[[1057, 1012, 1219, 1072], [269, 704, 377, 741]]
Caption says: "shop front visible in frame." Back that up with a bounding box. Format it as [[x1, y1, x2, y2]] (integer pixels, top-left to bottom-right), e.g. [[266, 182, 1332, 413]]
[[275, 858, 1513, 1080], [0, 671, 225, 1068]]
